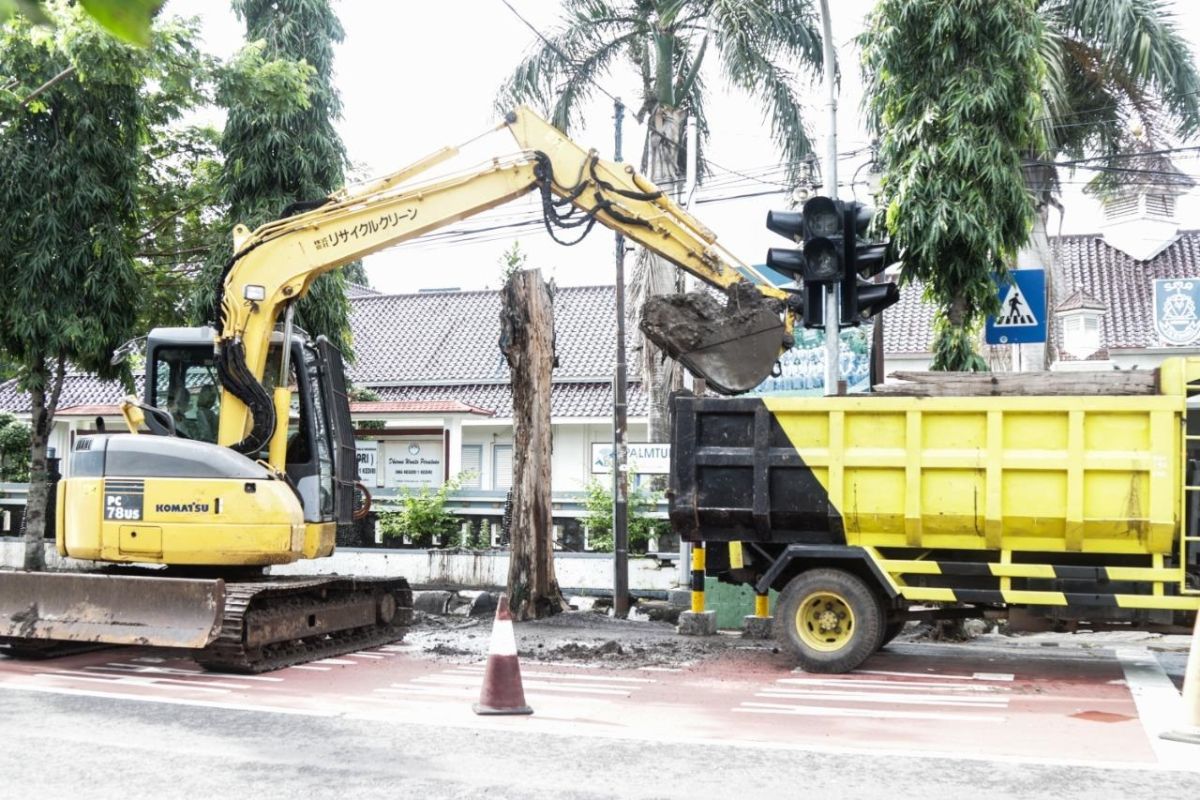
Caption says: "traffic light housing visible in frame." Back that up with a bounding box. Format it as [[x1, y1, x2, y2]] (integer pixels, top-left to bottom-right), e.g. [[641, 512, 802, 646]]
[[766, 196, 845, 329], [839, 202, 899, 326]]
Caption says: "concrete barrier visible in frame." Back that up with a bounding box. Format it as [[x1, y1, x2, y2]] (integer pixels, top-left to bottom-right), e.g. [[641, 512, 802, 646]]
[[269, 548, 678, 592], [0, 539, 679, 594]]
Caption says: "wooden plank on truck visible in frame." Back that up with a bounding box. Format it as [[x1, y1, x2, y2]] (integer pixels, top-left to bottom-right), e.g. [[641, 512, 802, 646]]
[[873, 369, 1159, 397]]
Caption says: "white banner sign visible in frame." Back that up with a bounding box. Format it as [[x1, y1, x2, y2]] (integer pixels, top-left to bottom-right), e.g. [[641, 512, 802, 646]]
[[591, 443, 670, 475], [355, 439, 379, 487], [386, 439, 443, 489]]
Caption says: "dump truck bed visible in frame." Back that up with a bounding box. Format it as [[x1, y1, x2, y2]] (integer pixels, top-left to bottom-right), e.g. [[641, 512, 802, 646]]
[[669, 358, 1200, 614]]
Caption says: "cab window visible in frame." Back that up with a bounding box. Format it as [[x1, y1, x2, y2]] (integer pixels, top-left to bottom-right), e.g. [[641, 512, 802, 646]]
[[151, 347, 221, 443]]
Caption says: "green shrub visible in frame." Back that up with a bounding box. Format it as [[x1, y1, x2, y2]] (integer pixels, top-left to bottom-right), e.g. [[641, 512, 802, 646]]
[[0, 413, 30, 482], [580, 478, 662, 554], [377, 477, 462, 548]]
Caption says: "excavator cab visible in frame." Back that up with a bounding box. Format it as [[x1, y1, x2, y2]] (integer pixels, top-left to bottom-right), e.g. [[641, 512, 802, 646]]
[[143, 328, 359, 534]]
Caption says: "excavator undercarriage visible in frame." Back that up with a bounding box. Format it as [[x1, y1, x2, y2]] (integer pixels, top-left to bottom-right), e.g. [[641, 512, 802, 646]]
[[0, 569, 412, 673]]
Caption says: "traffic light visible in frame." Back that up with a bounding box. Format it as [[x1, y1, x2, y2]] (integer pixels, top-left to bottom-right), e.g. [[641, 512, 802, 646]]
[[765, 196, 845, 329], [839, 202, 900, 326]]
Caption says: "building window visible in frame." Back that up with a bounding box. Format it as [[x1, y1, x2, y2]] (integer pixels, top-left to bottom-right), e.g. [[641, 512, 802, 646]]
[[461, 445, 482, 489], [493, 444, 513, 490], [1063, 313, 1101, 359]]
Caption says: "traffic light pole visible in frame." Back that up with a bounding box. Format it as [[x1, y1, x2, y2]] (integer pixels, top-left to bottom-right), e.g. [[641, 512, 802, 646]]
[[819, 0, 841, 396], [612, 97, 630, 619]]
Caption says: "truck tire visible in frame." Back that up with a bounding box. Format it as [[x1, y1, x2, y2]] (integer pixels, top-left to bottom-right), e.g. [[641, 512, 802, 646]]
[[774, 568, 885, 674], [880, 620, 906, 648]]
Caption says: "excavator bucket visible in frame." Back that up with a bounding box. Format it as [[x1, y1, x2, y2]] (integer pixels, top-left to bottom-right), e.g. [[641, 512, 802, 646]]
[[639, 281, 792, 395], [0, 571, 225, 649]]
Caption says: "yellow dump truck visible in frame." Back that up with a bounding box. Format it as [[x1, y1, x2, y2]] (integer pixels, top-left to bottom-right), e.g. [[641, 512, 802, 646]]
[[669, 358, 1200, 673]]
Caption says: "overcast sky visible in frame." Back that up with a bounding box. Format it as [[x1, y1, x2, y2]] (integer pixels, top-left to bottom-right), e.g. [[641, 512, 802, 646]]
[[165, 0, 1200, 294]]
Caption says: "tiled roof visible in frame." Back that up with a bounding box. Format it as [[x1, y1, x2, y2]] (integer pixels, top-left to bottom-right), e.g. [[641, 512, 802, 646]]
[[1054, 288, 1106, 313], [349, 400, 493, 416], [0, 374, 142, 413], [880, 230, 1200, 358], [372, 381, 646, 419], [1051, 230, 1200, 352], [348, 284, 625, 384], [346, 282, 382, 298], [881, 279, 935, 355], [0, 284, 644, 420], [56, 404, 122, 417]]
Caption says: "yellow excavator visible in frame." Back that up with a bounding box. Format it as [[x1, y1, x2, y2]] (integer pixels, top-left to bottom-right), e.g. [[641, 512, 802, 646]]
[[0, 107, 801, 672]]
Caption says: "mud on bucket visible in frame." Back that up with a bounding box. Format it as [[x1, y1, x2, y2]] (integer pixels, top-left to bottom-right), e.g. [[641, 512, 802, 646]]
[[638, 281, 791, 395]]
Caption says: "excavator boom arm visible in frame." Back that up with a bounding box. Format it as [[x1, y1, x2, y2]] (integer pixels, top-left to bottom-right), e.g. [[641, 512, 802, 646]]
[[216, 107, 793, 461]]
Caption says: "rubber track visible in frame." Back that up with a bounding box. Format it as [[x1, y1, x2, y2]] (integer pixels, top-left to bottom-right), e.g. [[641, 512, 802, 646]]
[[195, 576, 413, 674]]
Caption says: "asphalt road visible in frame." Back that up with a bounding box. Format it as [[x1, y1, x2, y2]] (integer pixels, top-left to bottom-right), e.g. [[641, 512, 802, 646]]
[[1, 635, 1198, 799]]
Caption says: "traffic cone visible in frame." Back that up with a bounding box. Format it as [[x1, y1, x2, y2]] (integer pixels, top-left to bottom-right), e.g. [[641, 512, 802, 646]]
[[472, 594, 533, 716]]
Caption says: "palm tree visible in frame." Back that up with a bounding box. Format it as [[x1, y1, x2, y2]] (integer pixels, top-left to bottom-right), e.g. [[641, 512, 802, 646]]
[[1030, 0, 1200, 366], [497, 0, 824, 442]]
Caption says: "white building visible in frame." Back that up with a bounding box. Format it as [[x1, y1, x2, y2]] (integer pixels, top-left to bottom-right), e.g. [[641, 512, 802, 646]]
[[0, 284, 651, 542]]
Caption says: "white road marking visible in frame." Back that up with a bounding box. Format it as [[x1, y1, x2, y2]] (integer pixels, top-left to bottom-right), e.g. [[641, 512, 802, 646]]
[[778, 677, 1002, 693], [313, 658, 357, 665], [345, 653, 385, 660], [94, 663, 285, 682], [288, 665, 331, 672], [0, 682, 337, 717], [756, 689, 1008, 708], [32, 672, 237, 694], [1116, 647, 1196, 769], [376, 686, 475, 698], [638, 666, 683, 673], [735, 701, 1002, 722], [411, 675, 630, 696], [455, 667, 654, 685], [854, 669, 1014, 682]]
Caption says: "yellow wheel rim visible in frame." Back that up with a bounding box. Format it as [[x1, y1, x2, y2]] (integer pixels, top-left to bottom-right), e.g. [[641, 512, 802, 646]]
[[795, 591, 856, 652]]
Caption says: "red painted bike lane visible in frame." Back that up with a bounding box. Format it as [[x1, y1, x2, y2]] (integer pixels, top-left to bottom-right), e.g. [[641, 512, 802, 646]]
[[0, 640, 1173, 769]]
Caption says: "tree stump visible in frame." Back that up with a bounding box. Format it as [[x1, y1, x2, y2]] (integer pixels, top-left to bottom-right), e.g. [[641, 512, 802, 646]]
[[499, 269, 566, 621]]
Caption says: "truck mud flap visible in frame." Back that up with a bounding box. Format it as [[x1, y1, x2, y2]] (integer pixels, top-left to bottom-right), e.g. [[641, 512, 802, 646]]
[[0, 571, 224, 649]]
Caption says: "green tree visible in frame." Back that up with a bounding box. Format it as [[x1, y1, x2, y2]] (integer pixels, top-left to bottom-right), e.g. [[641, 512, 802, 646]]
[[1026, 1, 1200, 366], [861, 0, 1046, 370], [498, 0, 824, 440], [130, 16, 223, 333], [189, 0, 365, 356], [0, 412, 31, 482], [0, 4, 147, 567], [580, 478, 662, 554], [1036, 1, 1200, 177], [2, 0, 161, 46]]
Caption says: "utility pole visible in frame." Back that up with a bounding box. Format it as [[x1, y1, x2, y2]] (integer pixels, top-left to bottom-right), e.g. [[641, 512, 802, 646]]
[[819, 0, 841, 396], [612, 97, 630, 619]]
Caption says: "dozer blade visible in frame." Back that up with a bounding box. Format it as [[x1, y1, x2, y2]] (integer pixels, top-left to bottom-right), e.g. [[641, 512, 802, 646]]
[[639, 281, 792, 395], [0, 571, 225, 649]]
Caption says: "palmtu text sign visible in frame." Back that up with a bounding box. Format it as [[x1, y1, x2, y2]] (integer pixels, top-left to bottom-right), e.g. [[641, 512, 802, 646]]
[[985, 269, 1046, 345], [591, 443, 670, 474]]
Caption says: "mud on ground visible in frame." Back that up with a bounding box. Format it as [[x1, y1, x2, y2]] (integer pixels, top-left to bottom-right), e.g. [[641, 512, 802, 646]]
[[405, 608, 779, 668]]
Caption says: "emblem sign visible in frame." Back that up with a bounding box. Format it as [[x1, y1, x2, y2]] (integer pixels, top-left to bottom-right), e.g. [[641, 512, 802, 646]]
[[1155, 279, 1200, 346]]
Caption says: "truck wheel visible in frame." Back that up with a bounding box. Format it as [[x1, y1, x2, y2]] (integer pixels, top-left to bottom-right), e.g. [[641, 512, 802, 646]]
[[879, 620, 906, 648], [775, 568, 885, 674]]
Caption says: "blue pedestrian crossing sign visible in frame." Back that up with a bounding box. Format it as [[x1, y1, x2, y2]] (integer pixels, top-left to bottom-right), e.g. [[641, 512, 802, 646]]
[[985, 269, 1046, 345]]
